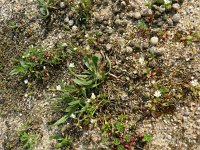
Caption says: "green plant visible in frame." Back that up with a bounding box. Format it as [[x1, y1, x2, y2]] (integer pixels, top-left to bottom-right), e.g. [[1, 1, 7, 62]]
[[49, 83, 108, 126], [36, 0, 59, 18], [17, 124, 37, 150], [138, 19, 148, 30], [10, 45, 68, 80], [69, 53, 111, 89], [75, 0, 92, 24], [50, 135, 73, 149], [142, 133, 153, 143], [49, 54, 110, 126]]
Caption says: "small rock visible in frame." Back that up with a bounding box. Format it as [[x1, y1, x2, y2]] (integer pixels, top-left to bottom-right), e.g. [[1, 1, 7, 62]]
[[133, 12, 141, 19], [150, 36, 159, 45], [121, 92, 129, 100], [172, 13, 181, 23], [64, 16, 69, 23], [126, 46, 133, 53], [142, 9, 153, 16], [172, 3, 180, 10], [68, 20, 74, 26], [158, 6, 165, 13], [167, 18, 173, 26], [106, 44, 112, 50], [60, 2, 65, 8], [196, 119, 200, 124], [72, 25, 78, 32], [121, 1, 126, 7], [93, 12, 103, 22], [183, 112, 190, 116]]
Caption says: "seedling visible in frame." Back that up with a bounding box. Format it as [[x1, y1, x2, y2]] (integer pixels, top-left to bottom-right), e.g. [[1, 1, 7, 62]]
[[50, 135, 73, 149], [17, 124, 37, 150], [142, 133, 153, 143], [36, 0, 59, 18]]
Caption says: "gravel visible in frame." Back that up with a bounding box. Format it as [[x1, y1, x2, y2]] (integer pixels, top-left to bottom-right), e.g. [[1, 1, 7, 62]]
[[0, 0, 199, 149]]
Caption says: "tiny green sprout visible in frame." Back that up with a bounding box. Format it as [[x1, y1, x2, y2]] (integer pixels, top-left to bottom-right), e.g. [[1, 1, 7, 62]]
[[17, 124, 37, 150], [113, 138, 120, 145], [50, 135, 73, 149], [36, 0, 58, 18], [114, 121, 124, 133], [117, 145, 126, 150], [143, 133, 153, 143]]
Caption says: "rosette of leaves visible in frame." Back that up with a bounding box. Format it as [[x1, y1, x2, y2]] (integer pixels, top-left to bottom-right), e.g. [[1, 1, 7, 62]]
[[69, 53, 111, 89]]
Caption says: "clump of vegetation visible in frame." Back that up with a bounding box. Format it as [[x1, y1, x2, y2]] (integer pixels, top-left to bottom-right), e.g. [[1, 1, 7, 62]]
[[100, 114, 137, 149], [36, 0, 60, 18], [50, 135, 73, 149], [17, 123, 38, 150], [10, 44, 68, 80], [49, 53, 111, 126], [142, 133, 153, 143], [75, 0, 93, 25]]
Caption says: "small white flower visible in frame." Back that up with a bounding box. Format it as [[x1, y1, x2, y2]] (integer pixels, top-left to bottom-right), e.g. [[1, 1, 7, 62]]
[[22, 56, 25, 59], [91, 93, 96, 100], [154, 90, 161, 98], [24, 93, 28, 97], [190, 79, 199, 87], [43, 66, 46, 69], [56, 85, 62, 91], [139, 57, 145, 64], [70, 113, 76, 119], [90, 119, 96, 124], [69, 63, 75, 68], [86, 98, 91, 103], [24, 79, 28, 84]]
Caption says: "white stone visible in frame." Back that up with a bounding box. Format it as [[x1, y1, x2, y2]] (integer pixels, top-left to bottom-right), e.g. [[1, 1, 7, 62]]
[[134, 12, 141, 19], [150, 36, 159, 45]]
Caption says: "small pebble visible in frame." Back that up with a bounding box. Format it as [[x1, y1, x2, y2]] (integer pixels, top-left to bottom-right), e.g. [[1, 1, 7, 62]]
[[121, 92, 129, 100], [106, 44, 112, 50], [172, 3, 180, 10], [133, 12, 141, 19], [60, 2, 65, 8], [68, 20, 74, 26], [172, 13, 181, 23], [64, 16, 69, 23], [126, 46, 133, 53], [150, 36, 159, 45], [72, 25, 78, 32]]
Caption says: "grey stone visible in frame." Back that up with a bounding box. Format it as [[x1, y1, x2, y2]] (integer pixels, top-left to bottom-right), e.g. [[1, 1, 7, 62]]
[[159, 6, 166, 13], [167, 18, 174, 26], [172, 3, 180, 10], [172, 14, 181, 23], [121, 92, 129, 100], [126, 46, 133, 53]]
